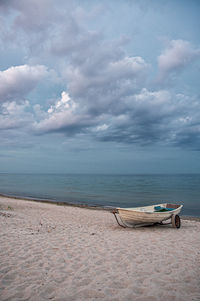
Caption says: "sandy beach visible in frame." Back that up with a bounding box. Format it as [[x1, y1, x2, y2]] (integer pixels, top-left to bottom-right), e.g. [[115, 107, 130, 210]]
[[0, 196, 200, 301]]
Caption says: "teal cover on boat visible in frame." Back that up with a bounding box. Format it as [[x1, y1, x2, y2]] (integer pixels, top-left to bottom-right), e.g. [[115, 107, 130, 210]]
[[154, 206, 174, 212]]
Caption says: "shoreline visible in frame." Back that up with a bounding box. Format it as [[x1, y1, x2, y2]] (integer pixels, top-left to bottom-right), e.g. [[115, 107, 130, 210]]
[[0, 192, 200, 221], [0, 195, 200, 301]]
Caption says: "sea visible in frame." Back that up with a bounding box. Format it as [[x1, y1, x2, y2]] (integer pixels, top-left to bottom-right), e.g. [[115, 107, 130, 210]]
[[0, 173, 200, 217]]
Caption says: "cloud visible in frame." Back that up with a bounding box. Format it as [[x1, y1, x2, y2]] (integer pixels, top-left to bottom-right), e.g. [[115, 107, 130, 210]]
[[0, 1, 200, 153], [0, 0, 92, 59], [0, 64, 48, 103], [50, 18, 102, 58], [173, 127, 200, 151], [34, 91, 95, 135], [157, 39, 200, 81], [0, 0, 61, 57], [94, 90, 200, 150], [66, 52, 149, 119], [92, 89, 174, 144], [0, 0, 54, 32], [33, 87, 200, 150], [34, 46, 150, 135], [0, 100, 33, 130]]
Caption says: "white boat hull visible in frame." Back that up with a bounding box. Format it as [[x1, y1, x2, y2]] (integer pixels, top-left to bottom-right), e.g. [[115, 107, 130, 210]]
[[115, 203, 183, 227]]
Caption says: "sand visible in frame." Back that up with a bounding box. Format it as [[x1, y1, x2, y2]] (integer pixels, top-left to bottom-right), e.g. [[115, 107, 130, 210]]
[[0, 196, 200, 301]]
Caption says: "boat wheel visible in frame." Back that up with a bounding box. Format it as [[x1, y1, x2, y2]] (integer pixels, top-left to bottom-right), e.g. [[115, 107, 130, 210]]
[[171, 215, 181, 229]]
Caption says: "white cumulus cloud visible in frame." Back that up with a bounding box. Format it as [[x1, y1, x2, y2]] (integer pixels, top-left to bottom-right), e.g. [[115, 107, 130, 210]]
[[34, 91, 94, 134], [0, 64, 48, 103]]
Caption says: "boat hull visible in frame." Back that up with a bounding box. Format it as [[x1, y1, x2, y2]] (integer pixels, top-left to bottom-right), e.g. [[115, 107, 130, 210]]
[[117, 203, 183, 226]]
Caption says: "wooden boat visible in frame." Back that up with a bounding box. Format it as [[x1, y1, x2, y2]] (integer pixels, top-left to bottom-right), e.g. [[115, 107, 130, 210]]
[[112, 203, 183, 228]]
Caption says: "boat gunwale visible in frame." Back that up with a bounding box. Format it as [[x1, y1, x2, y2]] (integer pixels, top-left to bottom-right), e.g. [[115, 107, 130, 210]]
[[117, 204, 183, 216]]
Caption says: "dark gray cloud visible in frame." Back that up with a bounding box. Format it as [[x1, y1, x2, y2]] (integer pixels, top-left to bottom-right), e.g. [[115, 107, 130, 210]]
[[91, 90, 199, 147], [34, 87, 200, 150]]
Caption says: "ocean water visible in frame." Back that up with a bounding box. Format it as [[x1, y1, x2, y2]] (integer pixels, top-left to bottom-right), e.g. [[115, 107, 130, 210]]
[[0, 173, 200, 217]]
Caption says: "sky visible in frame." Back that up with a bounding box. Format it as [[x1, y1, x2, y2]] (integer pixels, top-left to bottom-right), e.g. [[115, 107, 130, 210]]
[[0, 0, 200, 174]]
